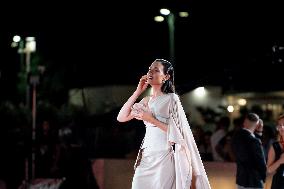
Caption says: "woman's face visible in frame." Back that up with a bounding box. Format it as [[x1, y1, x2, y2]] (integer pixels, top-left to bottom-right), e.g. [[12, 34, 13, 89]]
[[277, 118, 284, 137], [147, 61, 167, 85]]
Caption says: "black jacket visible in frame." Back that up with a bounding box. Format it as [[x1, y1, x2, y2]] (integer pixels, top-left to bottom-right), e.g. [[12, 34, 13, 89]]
[[231, 128, 267, 188]]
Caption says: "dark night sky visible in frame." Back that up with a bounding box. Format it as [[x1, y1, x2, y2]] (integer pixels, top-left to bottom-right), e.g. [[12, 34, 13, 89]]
[[1, 0, 284, 99]]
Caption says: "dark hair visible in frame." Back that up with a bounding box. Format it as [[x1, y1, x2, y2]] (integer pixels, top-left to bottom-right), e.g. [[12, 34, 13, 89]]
[[277, 114, 284, 121], [246, 113, 259, 122], [155, 59, 175, 93]]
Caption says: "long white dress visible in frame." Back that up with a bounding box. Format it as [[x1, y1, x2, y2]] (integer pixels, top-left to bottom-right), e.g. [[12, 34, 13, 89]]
[[131, 93, 211, 189]]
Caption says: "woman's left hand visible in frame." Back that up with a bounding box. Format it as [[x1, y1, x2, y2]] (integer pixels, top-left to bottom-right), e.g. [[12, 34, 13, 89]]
[[131, 107, 153, 122], [131, 103, 167, 132], [137, 111, 154, 122]]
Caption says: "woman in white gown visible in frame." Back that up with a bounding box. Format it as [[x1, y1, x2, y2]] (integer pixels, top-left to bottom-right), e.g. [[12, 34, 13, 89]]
[[117, 59, 211, 189]]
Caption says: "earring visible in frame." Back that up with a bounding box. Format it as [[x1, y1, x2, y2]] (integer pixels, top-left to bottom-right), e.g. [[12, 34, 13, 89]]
[[162, 80, 165, 83]]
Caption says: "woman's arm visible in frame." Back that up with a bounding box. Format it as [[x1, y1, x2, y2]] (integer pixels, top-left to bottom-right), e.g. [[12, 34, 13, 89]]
[[117, 91, 141, 122], [118, 95, 168, 132], [267, 145, 284, 174], [117, 75, 149, 122]]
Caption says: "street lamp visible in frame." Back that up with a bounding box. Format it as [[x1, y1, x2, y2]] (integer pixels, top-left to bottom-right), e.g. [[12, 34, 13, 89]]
[[23, 36, 37, 181], [160, 8, 171, 16], [155, 8, 189, 64], [12, 35, 37, 182], [12, 35, 36, 108], [13, 35, 21, 43], [160, 8, 175, 63]]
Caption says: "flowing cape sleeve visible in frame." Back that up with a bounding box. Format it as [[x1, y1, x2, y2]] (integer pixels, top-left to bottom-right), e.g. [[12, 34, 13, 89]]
[[167, 93, 211, 189]]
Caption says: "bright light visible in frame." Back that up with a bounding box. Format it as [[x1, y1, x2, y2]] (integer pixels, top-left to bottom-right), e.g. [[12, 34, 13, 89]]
[[25, 37, 36, 52], [13, 35, 21, 43], [227, 105, 234, 113], [179, 12, 189, 17], [26, 37, 35, 42], [238, 98, 247, 106], [194, 87, 206, 97], [154, 16, 164, 22], [160, 8, 170, 16]]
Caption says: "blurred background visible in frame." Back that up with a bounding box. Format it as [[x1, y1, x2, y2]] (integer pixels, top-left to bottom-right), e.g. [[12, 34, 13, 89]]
[[0, 0, 284, 188]]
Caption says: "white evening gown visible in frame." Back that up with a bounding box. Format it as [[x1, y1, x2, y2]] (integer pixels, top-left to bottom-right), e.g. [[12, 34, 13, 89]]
[[131, 93, 211, 189]]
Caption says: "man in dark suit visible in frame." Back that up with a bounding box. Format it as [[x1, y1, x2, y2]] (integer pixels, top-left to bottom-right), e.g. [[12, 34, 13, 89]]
[[231, 113, 267, 189]]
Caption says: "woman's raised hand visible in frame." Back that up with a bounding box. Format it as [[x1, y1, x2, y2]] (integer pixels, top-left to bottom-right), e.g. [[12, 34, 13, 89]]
[[135, 75, 149, 94]]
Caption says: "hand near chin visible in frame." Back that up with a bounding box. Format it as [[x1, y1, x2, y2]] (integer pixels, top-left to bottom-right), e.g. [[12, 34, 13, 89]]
[[136, 75, 149, 94]]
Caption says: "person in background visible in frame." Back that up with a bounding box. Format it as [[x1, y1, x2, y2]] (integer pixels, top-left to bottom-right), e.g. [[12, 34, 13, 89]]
[[254, 119, 275, 161], [210, 116, 230, 161], [199, 131, 213, 161], [36, 120, 60, 178], [254, 119, 264, 139], [267, 114, 284, 189], [231, 113, 267, 189]]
